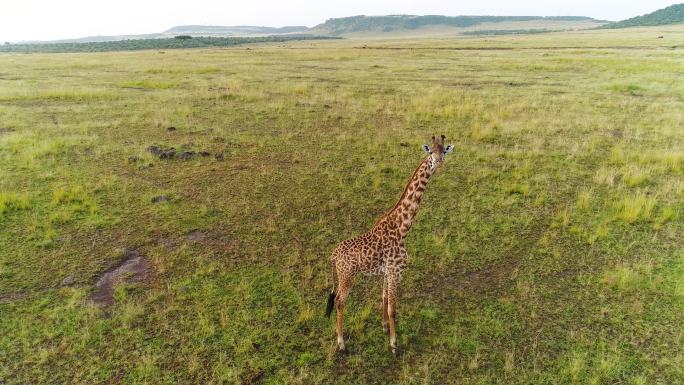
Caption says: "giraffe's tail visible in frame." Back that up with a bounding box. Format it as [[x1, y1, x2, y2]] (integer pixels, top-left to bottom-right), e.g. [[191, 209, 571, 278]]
[[325, 290, 336, 318], [326, 257, 337, 318]]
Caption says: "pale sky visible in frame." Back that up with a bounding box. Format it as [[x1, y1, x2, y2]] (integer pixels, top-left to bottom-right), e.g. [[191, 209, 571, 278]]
[[0, 0, 677, 42]]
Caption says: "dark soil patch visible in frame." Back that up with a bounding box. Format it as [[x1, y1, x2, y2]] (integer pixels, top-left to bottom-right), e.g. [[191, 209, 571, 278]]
[[151, 195, 170, 203], [89, 249, 151, 307], [0, 127, 15, 134]]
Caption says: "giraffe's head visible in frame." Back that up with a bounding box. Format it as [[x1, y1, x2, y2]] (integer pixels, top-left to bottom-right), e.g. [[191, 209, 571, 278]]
[[422, 135, 454, 171]]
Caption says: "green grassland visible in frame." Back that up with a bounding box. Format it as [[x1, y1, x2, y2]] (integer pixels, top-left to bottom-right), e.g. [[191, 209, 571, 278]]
[[1, 26, 683, 384]]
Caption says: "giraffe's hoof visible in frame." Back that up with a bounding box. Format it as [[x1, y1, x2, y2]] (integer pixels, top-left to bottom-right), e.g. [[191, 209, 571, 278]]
[[337, 340, 346, 353], [391, 346, 398, 356]]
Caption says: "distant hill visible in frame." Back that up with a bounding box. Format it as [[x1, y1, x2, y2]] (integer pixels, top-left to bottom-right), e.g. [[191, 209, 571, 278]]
[[17, 25, 311, 44], [602, 3, 684, 28], [7, 15, 612, 45], [164, 25, 309, 35], [311, 15, 607, 35]]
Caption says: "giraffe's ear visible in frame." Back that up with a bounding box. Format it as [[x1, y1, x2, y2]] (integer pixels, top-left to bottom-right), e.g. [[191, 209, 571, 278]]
[[444, 144, 454, 154], [422, 144, 432, 154]]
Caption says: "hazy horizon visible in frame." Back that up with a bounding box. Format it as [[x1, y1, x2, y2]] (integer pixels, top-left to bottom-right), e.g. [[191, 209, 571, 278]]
[[1, 0, 679, 42]]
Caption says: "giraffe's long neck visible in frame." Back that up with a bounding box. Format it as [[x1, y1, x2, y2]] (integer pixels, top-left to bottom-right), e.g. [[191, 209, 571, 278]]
[[383, 157, 435, 238]]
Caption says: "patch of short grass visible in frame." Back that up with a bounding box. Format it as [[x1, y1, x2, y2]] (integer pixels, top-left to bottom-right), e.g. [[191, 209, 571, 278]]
[[121, 80, 179, 89]]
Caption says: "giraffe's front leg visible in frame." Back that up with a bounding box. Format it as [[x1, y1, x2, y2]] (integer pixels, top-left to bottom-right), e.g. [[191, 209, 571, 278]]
[[382, 276, 389, 334], [386, 272, 399, 355]]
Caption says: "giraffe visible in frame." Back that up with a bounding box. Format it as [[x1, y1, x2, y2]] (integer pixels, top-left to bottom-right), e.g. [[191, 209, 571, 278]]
[[325, 135, 454, 355]]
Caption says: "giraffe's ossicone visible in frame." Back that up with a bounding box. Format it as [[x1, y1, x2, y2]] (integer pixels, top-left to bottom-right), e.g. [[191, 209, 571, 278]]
[[326, 135, 454, 355]]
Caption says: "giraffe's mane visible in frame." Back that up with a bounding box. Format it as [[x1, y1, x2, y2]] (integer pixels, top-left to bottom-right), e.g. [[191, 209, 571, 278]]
[[373, 156, 429, 227]]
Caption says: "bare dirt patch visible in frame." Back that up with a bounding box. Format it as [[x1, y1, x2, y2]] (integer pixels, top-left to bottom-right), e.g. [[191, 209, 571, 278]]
[[89, 249, 151, 306], [0, 292, 27, 304], [182, 230, 207, 241]]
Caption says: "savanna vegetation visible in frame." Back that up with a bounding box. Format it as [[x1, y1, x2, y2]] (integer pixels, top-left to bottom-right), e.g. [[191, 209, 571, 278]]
[[462, 29, 553, 36], [602, 3, 684, 29], [0, 35, 337, 54], [0, 25, 683, 384]]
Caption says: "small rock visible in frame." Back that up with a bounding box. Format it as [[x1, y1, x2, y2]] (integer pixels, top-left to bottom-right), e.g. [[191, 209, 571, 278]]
[[399, 142, 409, 147], [214, 153, 224, 161], [148, 145, 176, 159], [151, 195, 170, 203], [128, 156, 139, 163], [159, 150, 175, 159], [199, 151, 211, 157], [178, 151, 195, 160], [60, 275, 75, 286], [167, 126, 177, 131]]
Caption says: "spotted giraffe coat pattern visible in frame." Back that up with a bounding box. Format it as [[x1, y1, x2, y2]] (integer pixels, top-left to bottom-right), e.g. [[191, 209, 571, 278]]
[[327, 135, 453, 355]]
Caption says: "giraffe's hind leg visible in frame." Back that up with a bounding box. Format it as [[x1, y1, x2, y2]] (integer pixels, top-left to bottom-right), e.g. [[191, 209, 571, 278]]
[[335, 270, 354, 352], [381, 275, 389, 334], [386, 272, 399, 355]]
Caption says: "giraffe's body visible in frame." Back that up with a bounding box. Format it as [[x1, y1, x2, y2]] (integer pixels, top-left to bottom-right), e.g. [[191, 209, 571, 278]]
[[327, 136, 452, 355]]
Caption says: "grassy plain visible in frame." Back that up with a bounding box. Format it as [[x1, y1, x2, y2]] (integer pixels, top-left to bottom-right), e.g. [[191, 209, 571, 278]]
[[1, 26, 683, 384]]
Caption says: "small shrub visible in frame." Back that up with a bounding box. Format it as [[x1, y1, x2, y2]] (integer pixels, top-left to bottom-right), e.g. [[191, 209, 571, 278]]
[[0, 193, 30, 217], [608, 84, 644, 95], [613, 193, 656, 224], [621, 165, 650, 187]]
